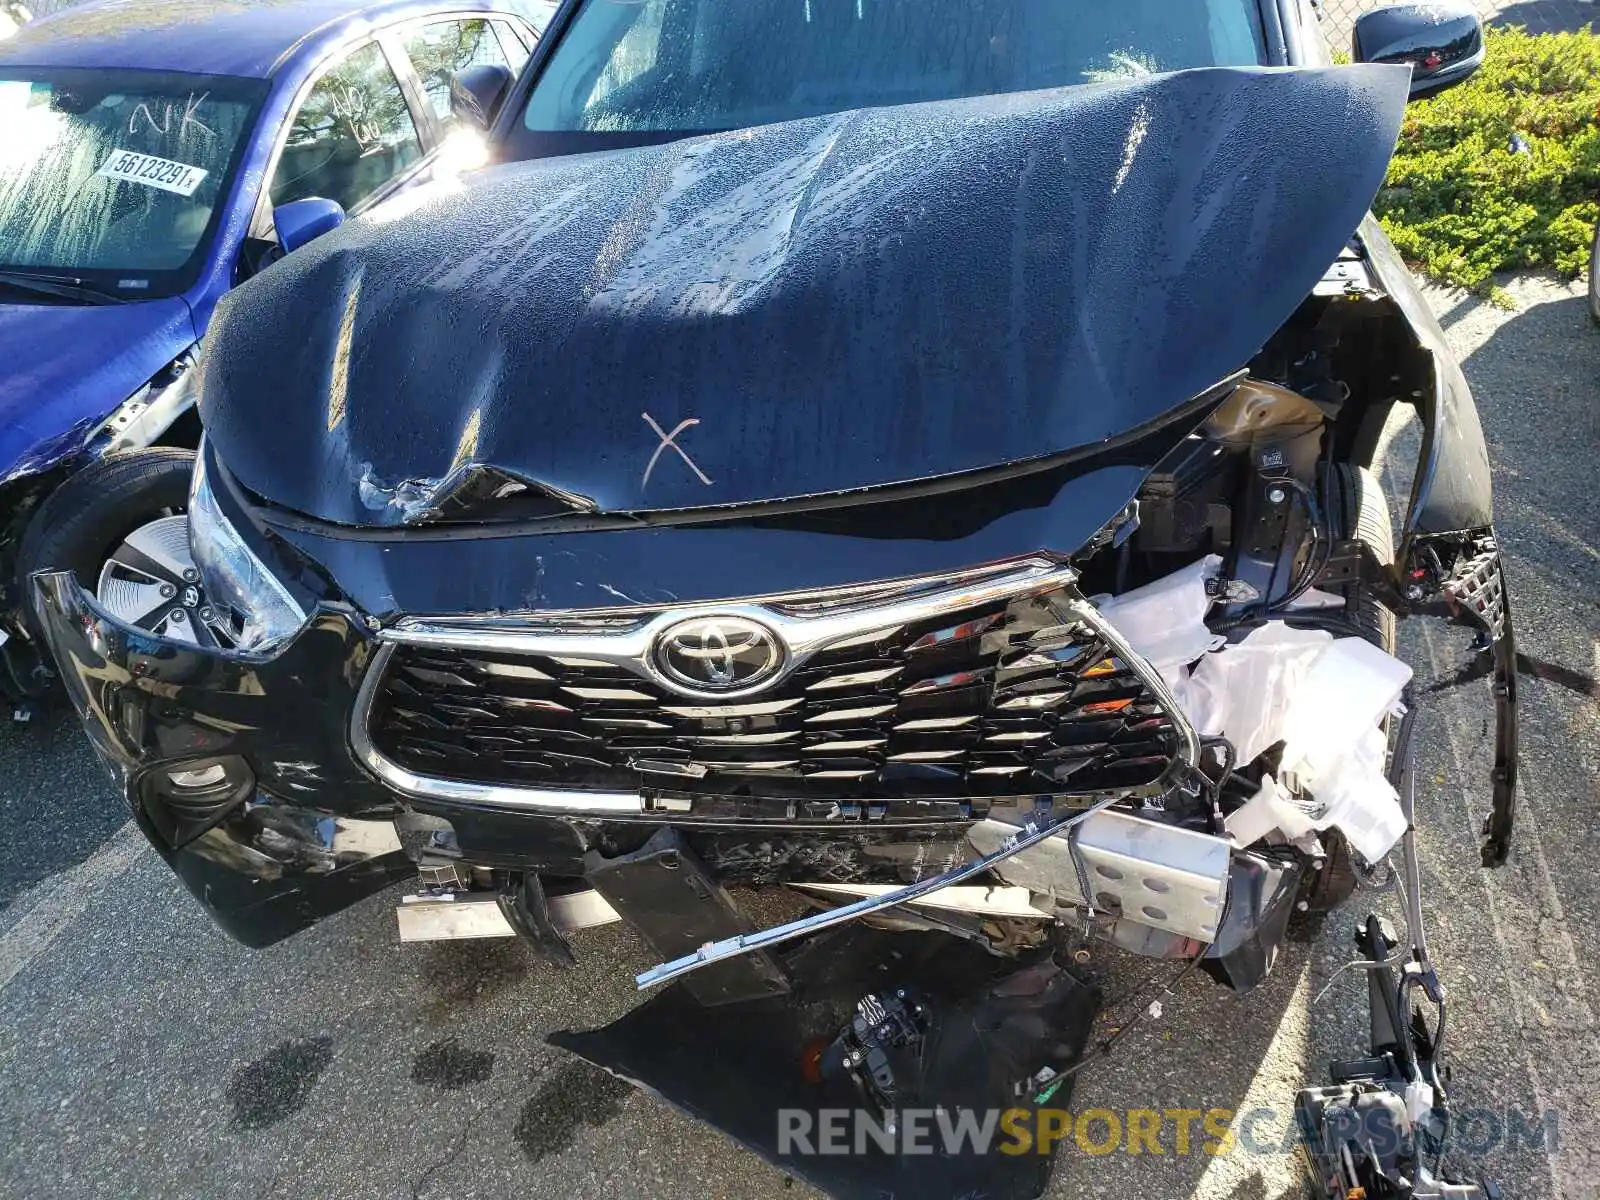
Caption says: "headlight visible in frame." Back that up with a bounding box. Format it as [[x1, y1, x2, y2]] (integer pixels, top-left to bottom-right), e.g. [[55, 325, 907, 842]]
[[188, 443, 307, 653]]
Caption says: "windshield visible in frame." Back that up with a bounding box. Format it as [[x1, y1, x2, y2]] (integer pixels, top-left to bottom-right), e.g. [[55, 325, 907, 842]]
[[521, 0, 1267, 136], [0, 69, 265, 298]]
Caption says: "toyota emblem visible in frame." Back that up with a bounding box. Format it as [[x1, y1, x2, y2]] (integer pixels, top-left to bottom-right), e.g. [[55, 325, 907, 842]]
[[654, 616, 784, 692]]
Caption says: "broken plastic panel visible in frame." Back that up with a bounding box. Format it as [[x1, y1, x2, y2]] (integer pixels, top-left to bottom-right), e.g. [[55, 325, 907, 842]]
[[1183, 622, 1333, 765], [1307, 724, 1408, 862], [1224, 773, 1315, 847], [1280, 636, 1412, 781], [1091, 553, 1224, 674]]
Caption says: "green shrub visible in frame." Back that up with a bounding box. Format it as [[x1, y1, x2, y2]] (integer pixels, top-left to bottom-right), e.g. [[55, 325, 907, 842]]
[[1375, 24, 1600, 291]]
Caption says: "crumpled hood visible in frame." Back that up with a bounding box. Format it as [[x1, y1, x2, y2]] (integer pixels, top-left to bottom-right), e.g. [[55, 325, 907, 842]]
[[200, 65, 1409, 526], [0, 296, 195, 482]]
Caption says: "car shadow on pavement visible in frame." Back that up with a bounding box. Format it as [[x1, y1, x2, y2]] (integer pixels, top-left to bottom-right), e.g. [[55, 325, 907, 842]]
[[0, 702, 126, 910]]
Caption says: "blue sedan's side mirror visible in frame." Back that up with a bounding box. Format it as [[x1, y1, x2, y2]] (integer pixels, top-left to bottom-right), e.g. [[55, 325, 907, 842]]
[[273, 197, 346, 254], [450, 63, 513, 130]]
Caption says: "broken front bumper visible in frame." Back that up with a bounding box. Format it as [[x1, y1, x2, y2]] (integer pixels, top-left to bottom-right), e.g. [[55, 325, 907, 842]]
[[32, 519, 1516, 970], [31, 571, 414, 947], [31, 565, 1287, 975]]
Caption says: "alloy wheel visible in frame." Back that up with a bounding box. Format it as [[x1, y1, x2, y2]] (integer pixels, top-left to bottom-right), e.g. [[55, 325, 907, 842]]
[[95, 514, 236, 648]]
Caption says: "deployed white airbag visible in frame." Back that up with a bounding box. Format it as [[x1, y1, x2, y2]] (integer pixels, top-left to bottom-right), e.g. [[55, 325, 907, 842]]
[[1102, 560, 1414, 863]]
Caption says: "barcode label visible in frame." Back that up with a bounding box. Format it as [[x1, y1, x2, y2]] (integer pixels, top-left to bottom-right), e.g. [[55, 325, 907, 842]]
[[96, 149, 209, 197]]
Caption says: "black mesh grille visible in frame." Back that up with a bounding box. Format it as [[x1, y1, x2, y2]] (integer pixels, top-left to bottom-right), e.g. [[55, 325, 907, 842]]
[[366, 588, 1181, 802]]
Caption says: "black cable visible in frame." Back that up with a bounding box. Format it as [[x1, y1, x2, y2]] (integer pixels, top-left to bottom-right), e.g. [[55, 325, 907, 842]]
[[1202, 735, 1238, 783], [1274, 476, 1335, 611], [1199, 735, 1236, 835], [1055, 948, 1209, 1083]]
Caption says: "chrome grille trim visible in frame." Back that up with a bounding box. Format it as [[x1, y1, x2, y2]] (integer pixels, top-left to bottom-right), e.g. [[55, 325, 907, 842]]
[[350, 560, 1202, 817], [381, 558, 1073, 702], [349, 649, 644, 815]]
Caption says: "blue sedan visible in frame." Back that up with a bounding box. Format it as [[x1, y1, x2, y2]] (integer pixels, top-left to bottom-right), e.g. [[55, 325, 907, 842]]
[[0, 0, 542, 712]]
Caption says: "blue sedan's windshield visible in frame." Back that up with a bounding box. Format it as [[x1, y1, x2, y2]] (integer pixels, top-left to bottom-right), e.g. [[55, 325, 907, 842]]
[[523, 0, 1267, 134], [0, 70, 264, 295]]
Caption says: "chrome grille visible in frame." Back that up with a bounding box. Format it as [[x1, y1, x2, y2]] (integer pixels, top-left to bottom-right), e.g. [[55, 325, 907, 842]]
[[364, 583, 1183, 803]]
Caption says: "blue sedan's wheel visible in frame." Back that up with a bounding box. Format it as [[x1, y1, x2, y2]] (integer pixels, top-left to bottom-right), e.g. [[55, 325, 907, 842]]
[[95, 513, 230, 646], [17, 447, 217, 645]]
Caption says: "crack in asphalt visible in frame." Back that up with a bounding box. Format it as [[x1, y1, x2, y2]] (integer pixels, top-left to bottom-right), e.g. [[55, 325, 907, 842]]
[[410, 1105, 488, 1200]]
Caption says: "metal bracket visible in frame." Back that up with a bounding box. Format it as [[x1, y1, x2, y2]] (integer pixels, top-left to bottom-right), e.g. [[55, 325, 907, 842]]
[[397, 887, 620, 942], [967, 807, 1231, 943], [1314, 537, 1411, 611]]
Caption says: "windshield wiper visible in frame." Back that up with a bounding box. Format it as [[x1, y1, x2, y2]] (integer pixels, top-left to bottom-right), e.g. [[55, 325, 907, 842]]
[[0, 269, 128, 305]]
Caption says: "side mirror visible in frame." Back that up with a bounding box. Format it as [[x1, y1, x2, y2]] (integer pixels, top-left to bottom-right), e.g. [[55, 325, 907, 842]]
[[272, 197, 346, 254], [1353, 2, 1485, 101], [449, 63, 513, 130]]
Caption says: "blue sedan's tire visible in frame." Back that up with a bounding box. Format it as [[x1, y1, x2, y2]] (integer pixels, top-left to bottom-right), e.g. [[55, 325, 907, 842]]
[[17, 448, 197, 644]]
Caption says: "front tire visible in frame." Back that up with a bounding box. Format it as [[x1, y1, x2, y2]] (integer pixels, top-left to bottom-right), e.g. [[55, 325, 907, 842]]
[[17, 448, 220, 646], [1296, 463, 1396, 917], [1329, 462, 1397, 655]]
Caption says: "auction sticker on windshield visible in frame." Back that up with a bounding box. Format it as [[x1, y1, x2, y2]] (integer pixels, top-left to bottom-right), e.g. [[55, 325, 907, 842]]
[[96, 149, 208, 197]]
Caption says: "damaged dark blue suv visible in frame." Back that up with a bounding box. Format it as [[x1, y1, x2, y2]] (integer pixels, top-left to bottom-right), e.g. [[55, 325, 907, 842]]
[[35, 2, 1515, 1197]]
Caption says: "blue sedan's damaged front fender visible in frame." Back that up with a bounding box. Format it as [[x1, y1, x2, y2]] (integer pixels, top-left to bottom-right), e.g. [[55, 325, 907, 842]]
[[0, 295, 196, 484]]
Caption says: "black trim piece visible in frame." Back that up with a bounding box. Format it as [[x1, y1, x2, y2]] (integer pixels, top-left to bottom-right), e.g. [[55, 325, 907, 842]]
[[1482, 585, 1517, 868], [1262, 0, 1293, 66], [379, 28, 440, 154]]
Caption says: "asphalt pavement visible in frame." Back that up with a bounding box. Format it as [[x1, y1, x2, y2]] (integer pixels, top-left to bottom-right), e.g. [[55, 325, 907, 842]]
[[1, 276, 1596, 1200]]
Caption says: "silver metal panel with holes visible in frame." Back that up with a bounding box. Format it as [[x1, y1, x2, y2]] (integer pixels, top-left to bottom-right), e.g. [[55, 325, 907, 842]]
[[966, 810, 1230, 942]]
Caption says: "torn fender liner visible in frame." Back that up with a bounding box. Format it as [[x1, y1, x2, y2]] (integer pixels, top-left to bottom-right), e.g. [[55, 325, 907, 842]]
[[201, 65, 1410, 523], [552, 929, 1100, 1200]]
